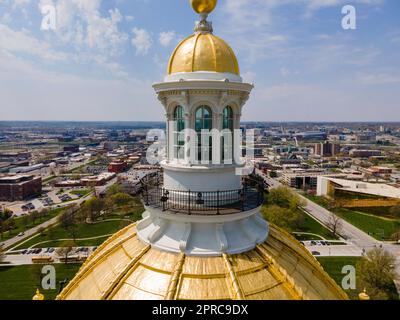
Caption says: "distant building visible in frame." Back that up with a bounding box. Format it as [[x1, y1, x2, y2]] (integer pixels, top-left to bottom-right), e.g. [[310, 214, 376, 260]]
[[356, 133, 376, 143], [108, 161, 128, 173], [103, 141, 119, 151], [294, 131, 327, 141], [367, 166, 393, 176], [0, 175, 42, 201], [9, 164, 45, 174], [64, 145, 80, 153], [314, 141, 340, 157], [349, 149, 382, 158], [81, 172, 116, 187], [282, 171, 347, 190], [317, 177, 400, 200], [0, 151, 31, 161]]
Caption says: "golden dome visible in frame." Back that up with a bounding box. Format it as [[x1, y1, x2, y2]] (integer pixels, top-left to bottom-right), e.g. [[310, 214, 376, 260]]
[[57, 223, 347, 300], [191, 0, 217, 14], [167, 33, 240, 76]]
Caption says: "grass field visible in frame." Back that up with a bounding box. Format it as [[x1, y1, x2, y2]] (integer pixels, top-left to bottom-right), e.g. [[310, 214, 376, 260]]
[[317, 256, 361, 300], [295, 209, 338, 240], [318, 256, 399, 300], [14, 218, 131, 249], [0, 207, 66, 242], [0, 264, 81, 300], [336, 208, 400, 240], [303, 194, 400, 240], [70, 189, 91, 197]]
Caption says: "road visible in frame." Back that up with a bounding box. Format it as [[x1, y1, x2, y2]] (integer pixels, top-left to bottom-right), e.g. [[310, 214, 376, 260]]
[[255, 169, 400, 294], [0, 193, 93, 251]]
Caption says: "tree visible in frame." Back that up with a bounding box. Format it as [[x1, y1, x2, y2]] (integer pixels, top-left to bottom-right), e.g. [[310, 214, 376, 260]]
[[5, 218, 15, 236], [327, 213, 343, 236], [30, 211, 40, 225], [269, 171, 278, 178], [0, 209, 12, 222], [58, 210, 75, 230], [38, 227, 46, 236], [109, 193, 133, 208], [0, 246, 5, 263], [56, 240, 76, 264], [21, 215, 29, 228], [106, 184, 124, 197], [389, 205, 400, 218], [356, 248, 398, 300], [262, 205, 304, 232], [0, 221, 4, 240], [267, 187, 306, 210], [391, 231, 400, 242], [82, 198, 105, 222]]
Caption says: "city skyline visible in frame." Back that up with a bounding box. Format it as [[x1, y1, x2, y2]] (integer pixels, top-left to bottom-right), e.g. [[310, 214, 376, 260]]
[[0, 0, 399, 122]]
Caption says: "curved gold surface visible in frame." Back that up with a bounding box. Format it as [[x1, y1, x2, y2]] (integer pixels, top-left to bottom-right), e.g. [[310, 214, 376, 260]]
[[191, 0, 217, 14], [57, 224, 347, 300], [167, 33, 240, 76]]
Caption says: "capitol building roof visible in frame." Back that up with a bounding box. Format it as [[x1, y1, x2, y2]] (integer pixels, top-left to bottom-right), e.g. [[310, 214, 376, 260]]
[[58, 223, 347, 300]]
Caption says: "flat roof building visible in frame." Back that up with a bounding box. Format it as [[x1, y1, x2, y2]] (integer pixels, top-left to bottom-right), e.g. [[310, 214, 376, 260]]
[[0, 175, 42, 201]]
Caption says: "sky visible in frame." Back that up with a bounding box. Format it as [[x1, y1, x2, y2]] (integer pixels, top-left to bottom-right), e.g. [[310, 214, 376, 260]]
[[0, 0, 399, 122]]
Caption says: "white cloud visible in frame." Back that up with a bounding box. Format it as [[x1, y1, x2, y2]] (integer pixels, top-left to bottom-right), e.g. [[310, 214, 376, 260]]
[[131, 27, 152, 55], [12, 0, 31, 10], [358, 72, 400, 85], [0, 23, 68, 61], [38, 0, 128, 57], [159, 31, 175, 47], [0, 50, 159, 121]]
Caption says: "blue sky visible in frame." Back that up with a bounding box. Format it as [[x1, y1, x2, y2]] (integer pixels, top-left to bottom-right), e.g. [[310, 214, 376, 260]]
[[0, 0, 399, 121]]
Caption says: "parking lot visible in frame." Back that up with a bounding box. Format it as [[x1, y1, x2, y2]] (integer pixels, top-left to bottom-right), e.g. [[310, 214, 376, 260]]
[[2, 246, 97, 266], [2, 187, 89, 217]]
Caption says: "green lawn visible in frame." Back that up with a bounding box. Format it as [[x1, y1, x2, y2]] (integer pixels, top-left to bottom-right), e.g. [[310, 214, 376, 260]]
[[317, 256, 361, 300], [70, 189, 91, 197], [303, 194, 400, 240], [294, 209, 338, 240], [0, 207, 66, 242], [336, 208, 400, 240], [0, 264, 81, 300], [14, 218, 131, 249], [318, 256, 399, 300]]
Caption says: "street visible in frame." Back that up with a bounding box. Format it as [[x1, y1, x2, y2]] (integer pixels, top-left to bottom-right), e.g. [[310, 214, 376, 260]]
[[255, 169, 400, 293]]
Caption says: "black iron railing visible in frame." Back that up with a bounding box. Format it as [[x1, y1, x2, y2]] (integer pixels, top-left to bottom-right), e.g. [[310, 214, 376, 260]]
[[140, 172, 264, 215]]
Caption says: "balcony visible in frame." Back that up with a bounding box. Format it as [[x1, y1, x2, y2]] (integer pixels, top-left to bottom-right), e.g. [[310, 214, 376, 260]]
[[140, 172, 264, 216]]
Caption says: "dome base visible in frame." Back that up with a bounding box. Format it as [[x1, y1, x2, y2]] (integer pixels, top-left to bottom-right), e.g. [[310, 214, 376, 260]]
[[137, 207, 268, 256]]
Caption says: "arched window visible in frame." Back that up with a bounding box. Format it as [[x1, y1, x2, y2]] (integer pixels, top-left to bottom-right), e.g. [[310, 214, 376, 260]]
[[173, 106, 185, 160], [195, 106, 213, 162], [223, 106, 234, 131], [222, 106, 234, 162]]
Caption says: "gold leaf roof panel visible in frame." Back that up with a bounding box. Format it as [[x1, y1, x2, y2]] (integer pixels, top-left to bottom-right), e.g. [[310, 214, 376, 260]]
[[167, 33, 240, 76], [57, 224, 347, 300]]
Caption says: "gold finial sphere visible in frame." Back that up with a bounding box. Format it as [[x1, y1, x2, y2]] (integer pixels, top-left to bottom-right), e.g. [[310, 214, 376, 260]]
[[358, 288, 370, 301], [32, 289, 45, 301], [190, 0, 217, 14]]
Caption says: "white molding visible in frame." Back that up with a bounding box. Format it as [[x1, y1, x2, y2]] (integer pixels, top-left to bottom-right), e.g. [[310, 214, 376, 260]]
[[164, 71, 243, 83], [137, 207, 269, 256]]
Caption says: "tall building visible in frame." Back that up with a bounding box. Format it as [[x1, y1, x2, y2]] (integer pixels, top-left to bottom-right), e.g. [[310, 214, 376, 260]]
[[58, 0, 346, 300], [314, 141, 340, 157]]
